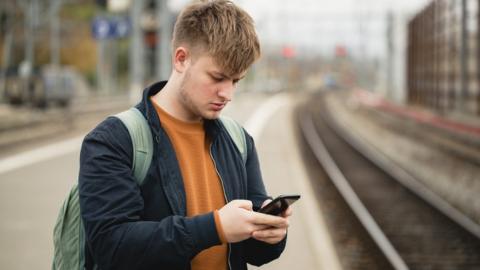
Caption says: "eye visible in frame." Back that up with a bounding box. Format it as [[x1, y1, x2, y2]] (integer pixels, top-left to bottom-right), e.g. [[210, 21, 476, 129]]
[[211, 75, 223, 82]]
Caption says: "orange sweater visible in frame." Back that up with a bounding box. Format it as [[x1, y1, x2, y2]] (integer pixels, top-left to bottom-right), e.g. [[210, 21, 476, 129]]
[[152, 99, 227, 270]]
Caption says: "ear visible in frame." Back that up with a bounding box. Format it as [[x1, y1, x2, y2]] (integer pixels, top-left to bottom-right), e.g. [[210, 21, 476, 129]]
[[173, 47, 189, 73]]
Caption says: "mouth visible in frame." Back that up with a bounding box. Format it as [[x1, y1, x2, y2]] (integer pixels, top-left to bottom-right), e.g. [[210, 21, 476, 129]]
[[210, 102, 226, 111]]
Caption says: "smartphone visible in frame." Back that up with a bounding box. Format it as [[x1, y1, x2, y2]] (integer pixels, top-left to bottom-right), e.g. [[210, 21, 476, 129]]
[[258, 194, 300, 216]]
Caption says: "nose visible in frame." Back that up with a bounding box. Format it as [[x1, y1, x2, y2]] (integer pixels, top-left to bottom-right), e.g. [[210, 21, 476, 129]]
[[217, 81, 235, 101]]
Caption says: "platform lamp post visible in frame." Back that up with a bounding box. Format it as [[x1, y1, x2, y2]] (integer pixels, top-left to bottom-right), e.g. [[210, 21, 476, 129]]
[[0, 2, 14, 103], [50, 0, 62, 101], [459, 0, 468, 113], [156, 0, 172, 81], [50, 0, 62, 68], [19, 0, 38, 96], [129, 0, 145, 104], [386, 11, 394, 101], [477, 0, 480, 115]]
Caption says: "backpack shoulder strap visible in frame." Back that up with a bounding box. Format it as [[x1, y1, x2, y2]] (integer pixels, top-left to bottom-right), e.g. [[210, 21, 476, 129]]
[[220, 116, 247, 164], [114, 107, 153, 185]]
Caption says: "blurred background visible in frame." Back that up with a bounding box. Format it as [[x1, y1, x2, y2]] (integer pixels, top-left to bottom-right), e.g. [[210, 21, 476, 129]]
[[0, 0, 430, 111], [1, 0, 480, 269]]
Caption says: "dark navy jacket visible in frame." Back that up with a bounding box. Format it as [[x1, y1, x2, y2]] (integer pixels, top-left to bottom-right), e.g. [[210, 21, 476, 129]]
[[78, 81, 286, 270]]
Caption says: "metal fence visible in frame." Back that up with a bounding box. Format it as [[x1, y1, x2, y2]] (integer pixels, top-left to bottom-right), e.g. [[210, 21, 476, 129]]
[[407, 0, 480, 116]]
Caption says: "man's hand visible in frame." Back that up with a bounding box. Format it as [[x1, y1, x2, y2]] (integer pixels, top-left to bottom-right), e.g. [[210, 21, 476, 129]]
[[251, 199, 292, 244], [218, 200, 289, 243]]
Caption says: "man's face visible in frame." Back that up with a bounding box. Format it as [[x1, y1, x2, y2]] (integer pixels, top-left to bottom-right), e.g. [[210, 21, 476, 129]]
[[178, 53, 245, 121]]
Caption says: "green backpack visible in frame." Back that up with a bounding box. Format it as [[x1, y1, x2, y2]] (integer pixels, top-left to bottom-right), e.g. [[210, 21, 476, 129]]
[[52, 107, 247, 270]]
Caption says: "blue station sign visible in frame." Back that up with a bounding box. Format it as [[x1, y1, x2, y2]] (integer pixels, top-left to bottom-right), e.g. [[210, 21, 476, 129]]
[[92, 16, 131, 39]]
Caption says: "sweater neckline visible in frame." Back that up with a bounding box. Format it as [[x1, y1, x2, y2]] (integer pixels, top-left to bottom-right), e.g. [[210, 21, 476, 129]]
[[151, 98, 204, 134]]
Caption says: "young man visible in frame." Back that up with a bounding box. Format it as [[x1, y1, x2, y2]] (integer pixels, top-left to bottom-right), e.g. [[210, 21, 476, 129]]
[[78, 1, 292, 269]]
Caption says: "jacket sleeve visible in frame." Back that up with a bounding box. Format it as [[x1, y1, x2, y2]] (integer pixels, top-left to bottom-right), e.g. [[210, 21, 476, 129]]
[[78, 117, 221, 270], [242, 130, 287, 266]]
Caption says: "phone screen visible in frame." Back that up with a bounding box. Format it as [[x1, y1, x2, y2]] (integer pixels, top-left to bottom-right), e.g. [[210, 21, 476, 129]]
[[258, 195, 300, 216]]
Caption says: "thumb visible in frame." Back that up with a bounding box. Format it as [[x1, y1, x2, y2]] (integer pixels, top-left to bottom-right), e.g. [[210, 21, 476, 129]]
[[231, 200, 253, 211], [261, 199, 272, 208]]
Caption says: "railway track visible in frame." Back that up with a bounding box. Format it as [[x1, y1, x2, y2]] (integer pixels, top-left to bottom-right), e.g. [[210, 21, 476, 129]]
[[0, 96, 130, 155], [346, 89, 480, 165], [363, 105, 480, 166], [298, 93, 480, 270]]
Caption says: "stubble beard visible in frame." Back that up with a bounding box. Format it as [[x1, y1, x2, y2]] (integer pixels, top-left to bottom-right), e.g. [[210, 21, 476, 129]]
[[178, 70, 213, 121]]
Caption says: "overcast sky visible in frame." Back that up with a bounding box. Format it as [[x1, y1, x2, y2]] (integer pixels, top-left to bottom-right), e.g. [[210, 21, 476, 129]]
[[169, 0, 430, 59]]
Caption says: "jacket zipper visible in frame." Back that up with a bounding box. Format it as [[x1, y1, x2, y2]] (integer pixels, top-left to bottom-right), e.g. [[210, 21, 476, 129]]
[[210, 144, 232, 270]]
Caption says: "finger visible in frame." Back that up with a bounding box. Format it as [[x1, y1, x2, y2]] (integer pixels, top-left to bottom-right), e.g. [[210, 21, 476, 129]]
[[232, 200, 253, 211], [281, 206, 293, 218], [251, 212, 288, 227], [252, 229, 287, 244], [254, 236, 284, 245], [252, 228, 287, 239], [251, 224, 271, 232], [253, 235, 284, 243]]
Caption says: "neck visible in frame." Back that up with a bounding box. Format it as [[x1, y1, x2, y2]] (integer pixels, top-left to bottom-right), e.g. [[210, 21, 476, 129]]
[[151, 78, 202, 123]]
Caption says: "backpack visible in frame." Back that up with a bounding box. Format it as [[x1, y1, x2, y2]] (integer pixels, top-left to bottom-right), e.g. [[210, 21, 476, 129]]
[[52, 107, 247, 270]]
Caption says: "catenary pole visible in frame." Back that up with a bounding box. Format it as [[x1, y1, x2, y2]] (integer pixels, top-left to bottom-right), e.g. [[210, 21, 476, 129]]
[[156, 0, 171, 80], [129, 0, 144, 104]]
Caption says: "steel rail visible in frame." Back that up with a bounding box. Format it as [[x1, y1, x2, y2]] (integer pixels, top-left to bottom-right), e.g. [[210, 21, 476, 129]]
[[298, 107, 409, 270]]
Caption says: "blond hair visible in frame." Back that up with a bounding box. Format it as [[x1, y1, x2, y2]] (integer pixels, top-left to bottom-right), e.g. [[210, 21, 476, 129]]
[[172, 0, 260, 76]]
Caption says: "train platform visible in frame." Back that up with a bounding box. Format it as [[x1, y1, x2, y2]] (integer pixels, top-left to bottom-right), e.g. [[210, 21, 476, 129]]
[[352, 88, 480, 137], [322, 89, 480, 225]]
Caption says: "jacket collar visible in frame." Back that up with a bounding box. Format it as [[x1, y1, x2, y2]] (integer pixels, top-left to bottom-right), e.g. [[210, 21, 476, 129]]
[[135, 81, 223, 140]]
